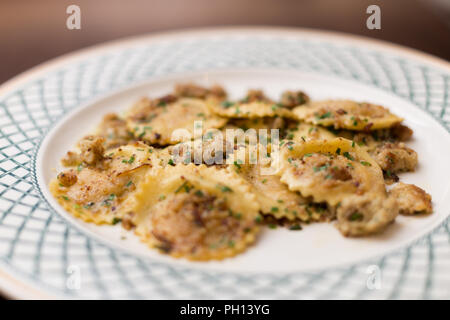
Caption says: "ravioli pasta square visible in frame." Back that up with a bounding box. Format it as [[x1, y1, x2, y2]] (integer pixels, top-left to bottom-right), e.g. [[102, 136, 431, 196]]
[[127, 96, 227, 145], [293, 100, 403, 130], [126, 164, 261, 260]]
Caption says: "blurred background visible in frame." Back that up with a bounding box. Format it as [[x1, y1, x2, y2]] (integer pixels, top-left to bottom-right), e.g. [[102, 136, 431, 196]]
[[0, 0, 449, 85]]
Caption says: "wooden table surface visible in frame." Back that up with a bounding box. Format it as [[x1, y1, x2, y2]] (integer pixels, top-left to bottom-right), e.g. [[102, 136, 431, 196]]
[[0, 0, 449, 299], [0, 0, 449, 85]]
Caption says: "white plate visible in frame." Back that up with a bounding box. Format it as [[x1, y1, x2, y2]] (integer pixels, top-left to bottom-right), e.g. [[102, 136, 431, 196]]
[[1, 27, 450, 299]]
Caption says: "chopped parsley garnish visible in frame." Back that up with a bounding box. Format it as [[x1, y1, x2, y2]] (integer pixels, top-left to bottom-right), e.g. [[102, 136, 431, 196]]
[[343, 151, 354, 160], [168, 159, 175, 166], [336, 148, 341, 155], [138, 126, 152, 139], [126, 181, 133, 187], [175, 181, 191, 194], [360, 161, 372, 166], [61, 195, 69, 201], [349, 212, 364, 221], [316, 111, 333, 119], [303, 153, 313, 158], [261, 179, 267, 184], [83, 202, 95, 209], [268, 224, 277, 229], [313, 164, 329, 172], [123, 156, 135, 164], [194, 190, 204, 197], [217, 184, 232, 193], [286, 142, 294, 151], [221, 101, 234, 108], [271, 207, 279, 213], [289, 224, 302, 231], [77, 163, 84, 172], [112, 218, 122, 225], [305, 206, 312, 216]]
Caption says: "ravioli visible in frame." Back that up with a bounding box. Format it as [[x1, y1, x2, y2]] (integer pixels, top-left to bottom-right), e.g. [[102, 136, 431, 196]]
[[174, 83, 227, 100], [232, 162, 333, 222], [284, 123, 336, 142], [208, 89, 294, 119], [274, 138, 385, 205], [229, 117, 286, 131], [50, 142, 158, 224], [293, 100, 403, 130], [209, 99, 294, 119], [125, 164, 261, 260], [126, 97, 227, 145], [273, 138, 398, 236]]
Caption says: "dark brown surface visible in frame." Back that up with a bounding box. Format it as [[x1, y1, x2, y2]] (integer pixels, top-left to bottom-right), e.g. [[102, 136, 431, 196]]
[[0, 0, 449, 300], [0, 0, 449, 85]]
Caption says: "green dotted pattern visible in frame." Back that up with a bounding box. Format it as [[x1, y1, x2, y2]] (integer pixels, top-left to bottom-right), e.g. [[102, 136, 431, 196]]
[[0, 36, 449, 299]]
